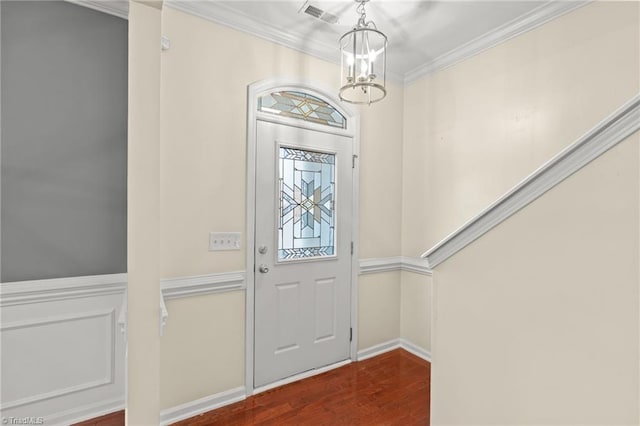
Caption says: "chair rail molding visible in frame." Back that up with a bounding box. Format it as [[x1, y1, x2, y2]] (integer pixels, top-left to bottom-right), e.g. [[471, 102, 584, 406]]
[[160, 271, 246, 300], [359, 256, 432, 276], [0, 273, 127, 307], [423, 93, 640, 268]]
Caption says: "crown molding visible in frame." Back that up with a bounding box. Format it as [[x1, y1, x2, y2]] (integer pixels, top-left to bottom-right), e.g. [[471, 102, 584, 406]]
[[65, 0, 588, 85], [164, 0, 405, 84], [404, 0, 590, 84], [64, 0, 129, 19], [423, 93, 640, 268]]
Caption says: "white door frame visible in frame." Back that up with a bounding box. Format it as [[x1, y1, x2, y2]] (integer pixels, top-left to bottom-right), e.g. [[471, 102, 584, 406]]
[[245, 78, 360, 395]]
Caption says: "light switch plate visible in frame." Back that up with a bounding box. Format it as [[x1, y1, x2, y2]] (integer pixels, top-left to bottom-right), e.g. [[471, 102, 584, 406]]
[[209, 232, 241, 251]]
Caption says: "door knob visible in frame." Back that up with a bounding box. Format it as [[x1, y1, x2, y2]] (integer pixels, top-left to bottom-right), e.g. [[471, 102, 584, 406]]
[[258, 264, 269, 273]]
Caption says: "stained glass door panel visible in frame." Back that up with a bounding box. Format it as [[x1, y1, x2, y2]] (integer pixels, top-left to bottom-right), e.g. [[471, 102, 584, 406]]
[[254, 120, 352, 388], [278, 147, 335, 261]]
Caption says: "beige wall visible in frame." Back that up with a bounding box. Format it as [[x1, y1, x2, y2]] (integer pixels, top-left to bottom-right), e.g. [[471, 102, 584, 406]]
[[127, 1, 162, 424], [358, 272, 401, 349], [396, 0, 640, 371], [158, 7, 404, 409], [402, 1, 640, 254], [135, 0, 640, 417], [160, 292, 245, 409], [401, 1, 640, 423], [400, 272, 431, 352], [431, 133, 639, 424]]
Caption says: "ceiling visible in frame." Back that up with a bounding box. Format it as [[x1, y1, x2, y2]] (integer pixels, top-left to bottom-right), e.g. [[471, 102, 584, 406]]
[[73, 0, 588, 83]]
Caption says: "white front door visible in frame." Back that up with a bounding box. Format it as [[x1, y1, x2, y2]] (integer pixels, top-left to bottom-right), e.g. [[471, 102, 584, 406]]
[[254, 120, 353, 388]]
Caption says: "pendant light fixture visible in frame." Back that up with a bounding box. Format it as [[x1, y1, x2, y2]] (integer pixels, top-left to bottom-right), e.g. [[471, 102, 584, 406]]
[[339, 0, 387, 105]]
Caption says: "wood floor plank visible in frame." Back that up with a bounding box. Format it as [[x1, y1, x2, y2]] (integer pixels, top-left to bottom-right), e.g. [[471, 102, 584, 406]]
[[173, 348, 430, 426], [80, 348, 430, 425]]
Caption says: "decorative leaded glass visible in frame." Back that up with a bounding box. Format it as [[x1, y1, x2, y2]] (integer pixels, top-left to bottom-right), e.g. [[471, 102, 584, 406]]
[[258, 91, 346, 129], [278, 147, 335, 261]]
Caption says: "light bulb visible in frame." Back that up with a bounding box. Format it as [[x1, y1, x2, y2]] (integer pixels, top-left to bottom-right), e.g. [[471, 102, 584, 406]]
[[346, 54, 354, 66]]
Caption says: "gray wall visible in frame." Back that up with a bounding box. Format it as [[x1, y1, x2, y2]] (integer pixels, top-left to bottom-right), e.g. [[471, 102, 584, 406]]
[[1, 1, 127, 282]]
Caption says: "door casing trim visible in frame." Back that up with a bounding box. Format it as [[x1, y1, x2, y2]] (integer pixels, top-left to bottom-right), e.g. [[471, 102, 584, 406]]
[[245, 78, 360, 395]]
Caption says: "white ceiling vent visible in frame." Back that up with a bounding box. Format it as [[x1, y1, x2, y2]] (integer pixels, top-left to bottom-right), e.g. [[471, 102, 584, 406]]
[[299, 1, 340, 24]]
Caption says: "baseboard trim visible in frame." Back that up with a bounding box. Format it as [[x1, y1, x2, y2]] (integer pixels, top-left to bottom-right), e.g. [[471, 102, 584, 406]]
[[252, 359, 352, 396], [160, 343, 428, 424], [399, 338, 432, 362], [159, 386, 246, 426], [357, 339, 431, 363], [357, 339, 402, 361], [44, 397, 124, 426]]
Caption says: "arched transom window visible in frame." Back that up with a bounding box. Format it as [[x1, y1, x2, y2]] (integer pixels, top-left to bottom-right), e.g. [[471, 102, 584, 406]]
[[258, 91, 346, 129]]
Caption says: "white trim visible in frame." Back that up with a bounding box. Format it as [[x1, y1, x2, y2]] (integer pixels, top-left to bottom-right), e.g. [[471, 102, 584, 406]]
[[357, 338, 432, 363], [159, 341, 429, 425], [0, 273, 127, 307], [164, 0, 585, 85], [161, 271, 246, 300], [423, 93, 640, 268], [165, 0, 403, 84], [246, 78, 361, 395], [68, 0, 587, 84], [359, 257, 404, 275], [399, 338, 432, 363], [159, 387, 246, 426], [359, 256, 432, 276], [0, 309, 116, 410], [63, 0, 129, 19], [357, 339, 401, 361], [400, 257, 433, 276], [44, 397, 124, 426], [403, 1, 589, 84], [253, 359, 352, 395]]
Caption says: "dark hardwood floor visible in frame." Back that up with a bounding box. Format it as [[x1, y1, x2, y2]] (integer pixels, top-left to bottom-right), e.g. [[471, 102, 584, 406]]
[[74, 411, 125, 426], [76, 348, 430, 426]]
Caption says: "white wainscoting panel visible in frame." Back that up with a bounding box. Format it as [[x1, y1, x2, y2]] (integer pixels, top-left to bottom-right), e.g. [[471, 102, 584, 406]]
[[0, 274, 126, 425]]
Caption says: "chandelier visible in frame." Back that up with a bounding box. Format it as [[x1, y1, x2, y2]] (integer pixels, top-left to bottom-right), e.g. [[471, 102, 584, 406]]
[[339, 0, 387, 105]]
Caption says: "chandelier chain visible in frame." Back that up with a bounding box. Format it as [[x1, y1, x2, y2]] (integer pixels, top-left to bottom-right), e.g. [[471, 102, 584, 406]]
[[356, 1, 367, 25]]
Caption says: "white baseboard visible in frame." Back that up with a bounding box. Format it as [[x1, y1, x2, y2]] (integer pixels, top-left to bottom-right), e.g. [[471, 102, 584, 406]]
[[357, 339, 402, 361], [252, 359, 352, 396], [399, 338, 432, 362], [357, 338, 431, 363], [44, 398, 124, 426], [159, 342, 429, 425], [159, 386, 246, 426]]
